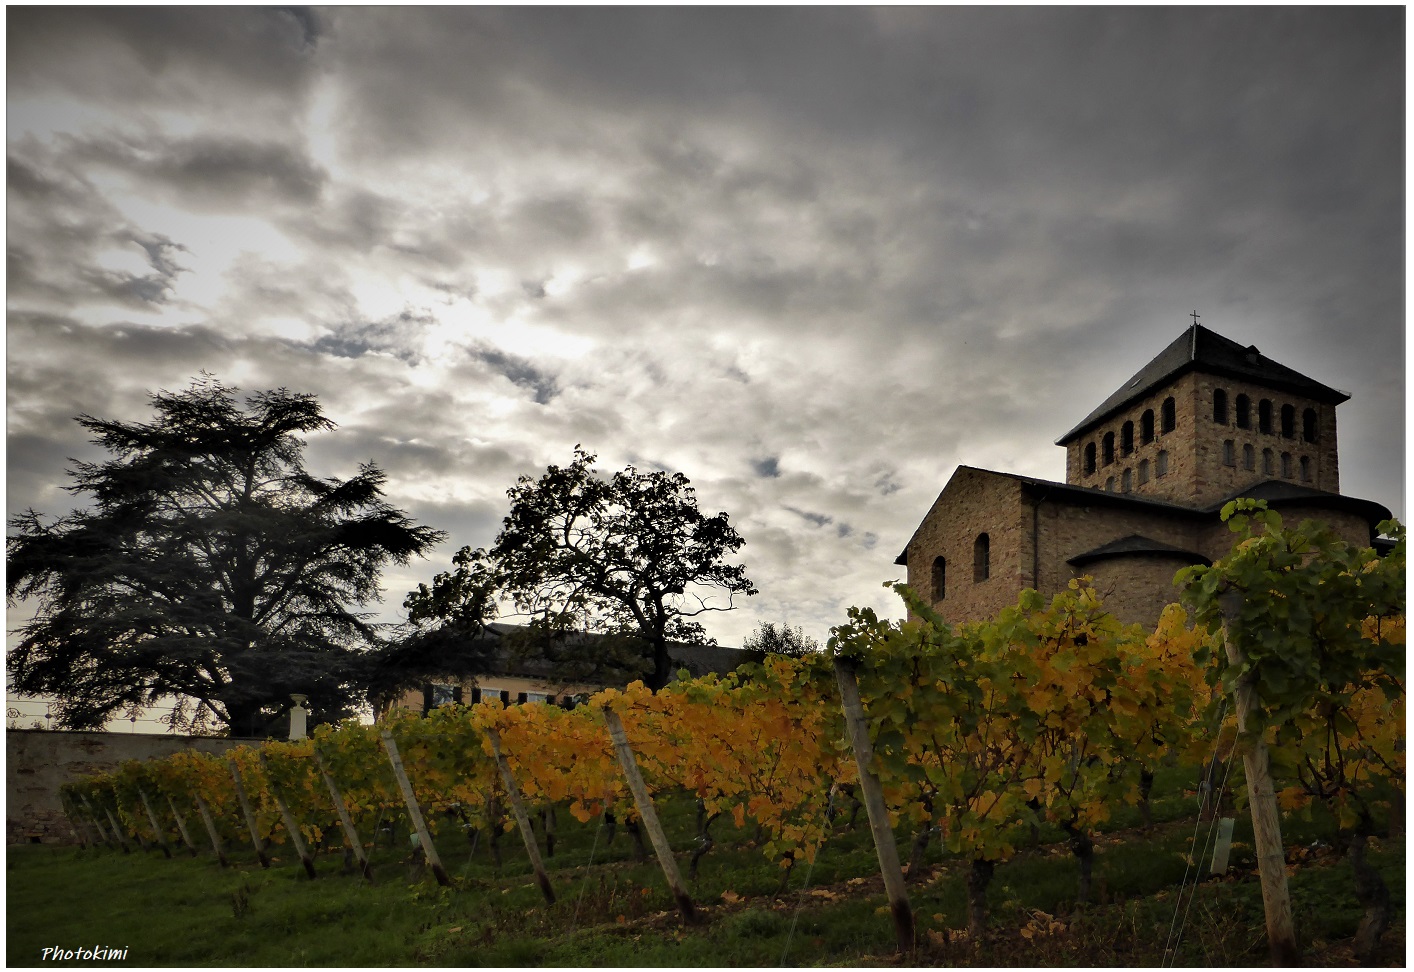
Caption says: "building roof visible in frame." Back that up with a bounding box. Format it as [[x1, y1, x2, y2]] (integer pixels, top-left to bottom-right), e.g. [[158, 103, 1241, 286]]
[[895, 466, 1392, 565], [1066, 534, 1210, 568], [418, 621, 747, 685], [1056, 324, 1351, 444]]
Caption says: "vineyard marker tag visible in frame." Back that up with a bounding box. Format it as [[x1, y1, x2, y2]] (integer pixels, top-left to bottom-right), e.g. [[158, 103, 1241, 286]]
[[1209, 817, 1236, 874]]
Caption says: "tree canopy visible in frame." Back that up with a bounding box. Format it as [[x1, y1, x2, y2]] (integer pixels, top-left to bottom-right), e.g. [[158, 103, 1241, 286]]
[[6, 376, 444, 734], [405, 447, 756, 689]]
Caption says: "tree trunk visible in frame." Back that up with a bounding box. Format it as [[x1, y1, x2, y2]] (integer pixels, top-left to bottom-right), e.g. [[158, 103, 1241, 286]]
[[966, 857, 994, 941], [689, 811, 719, 880], [1346, 829, 1390, 964], [1138, 769, 1155, 830], [1060, 819, 1095, 904], [906, 824, 934, 882]]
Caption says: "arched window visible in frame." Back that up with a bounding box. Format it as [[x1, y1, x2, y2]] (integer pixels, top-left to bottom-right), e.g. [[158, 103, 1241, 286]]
[[1222, 440, 1235, 466], [1262, 448, 1274, 475], [931, 556, 946, 602], [1121, 421, 1134, 457], [1161, 397, 1176, 434], [1138, 459, 1150, 485], [1280, 404, 1295, 439], [1259, 399, 1273, 434], [1302, 408, 1318, 443], [1141, 409, 1155, 444], [1121, 468, 1132, 493], [1156, 450, 1168, 477], [1236, 394, 1251, 429], [1213, 389, 1228, 424], [1084, 442, 1097, 475], [1281, 452, 1292, 478], [1300, 456, 1311, 481], [1102, 432, 1115, 466], [1243, 443, 1255, 471], [1105, 476, 1115, 492], [973, 534, 990, 582]]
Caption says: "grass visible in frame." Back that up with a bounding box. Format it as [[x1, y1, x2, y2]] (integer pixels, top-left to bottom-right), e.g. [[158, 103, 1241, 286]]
[[7, 772, 1405, 967]]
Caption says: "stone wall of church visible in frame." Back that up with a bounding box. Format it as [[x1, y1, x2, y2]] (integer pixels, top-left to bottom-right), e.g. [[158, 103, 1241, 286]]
[[1079, 555, 1203, 627], [904, 469, 1032, 626], [1065, 371, 1341, 509], [1033, 500, 1203, 620]]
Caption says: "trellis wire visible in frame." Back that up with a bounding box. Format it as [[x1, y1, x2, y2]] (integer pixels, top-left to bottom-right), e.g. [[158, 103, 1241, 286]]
[[779, 785, 837, 966], [1162, 697, 1236, 966]]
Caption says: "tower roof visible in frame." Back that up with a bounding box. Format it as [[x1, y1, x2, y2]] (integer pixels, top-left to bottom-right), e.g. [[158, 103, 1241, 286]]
[[1056, 324, 1350, 444]]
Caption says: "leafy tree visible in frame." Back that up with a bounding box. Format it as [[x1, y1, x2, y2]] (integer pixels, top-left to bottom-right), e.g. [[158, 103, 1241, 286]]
[[405, 447, 756, 690], [742, 621, 820, 660], [1178, 500, 1405, 962], [6, 376, 444, 735]]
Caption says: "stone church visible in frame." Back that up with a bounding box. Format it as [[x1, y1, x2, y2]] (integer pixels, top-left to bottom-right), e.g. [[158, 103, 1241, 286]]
[[895, 323, 1393, 627]]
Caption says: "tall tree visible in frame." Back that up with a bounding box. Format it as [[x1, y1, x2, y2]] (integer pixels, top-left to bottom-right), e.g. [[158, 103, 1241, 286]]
[[6, 376, 444, 734], [406, 447, 756, 690]]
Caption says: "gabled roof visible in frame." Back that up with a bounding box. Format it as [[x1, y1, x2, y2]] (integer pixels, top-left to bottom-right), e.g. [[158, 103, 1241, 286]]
[[1057, 324, 1350, 444], [894, 467, 1392, 565], [1066, 534, 1210, 568]]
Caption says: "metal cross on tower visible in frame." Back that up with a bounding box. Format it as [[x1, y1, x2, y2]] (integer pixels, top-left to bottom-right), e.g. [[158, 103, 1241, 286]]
[[1190, 310, 1201, 326]]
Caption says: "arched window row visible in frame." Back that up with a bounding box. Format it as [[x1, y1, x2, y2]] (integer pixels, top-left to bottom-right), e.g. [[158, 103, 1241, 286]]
[[1211, 388, 1319, 443], [1081, 398, 1175, 478]]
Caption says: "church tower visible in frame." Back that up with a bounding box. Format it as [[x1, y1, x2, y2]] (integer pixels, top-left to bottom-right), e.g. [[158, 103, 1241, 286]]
[[1055, 323, 1346, 509]]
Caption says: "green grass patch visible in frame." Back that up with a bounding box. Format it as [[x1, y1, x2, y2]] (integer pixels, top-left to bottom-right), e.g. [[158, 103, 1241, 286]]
[[8, 780, 1404, 967]]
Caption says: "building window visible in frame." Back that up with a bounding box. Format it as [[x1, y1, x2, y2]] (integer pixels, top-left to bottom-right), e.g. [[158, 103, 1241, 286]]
[[1303, 408, 1318, 443], [1263, 448, 1274, 475], [1243, 443, 1255, 471], [1259, 399, 1273, 434], [1155, 451, 1168, 477], [1105, 476, 1115, 492], [1121, 421, 1134, 457], [1084, 442, 1096, 475], [1102, 432, 1115, 466], [1121, 468, 1132, 492], [1138, 459, 1150, 485], [1300, 456, 1311, 481], [1236, 394, 1251, 429], [1141, 409, 1155, 444], [1281, 404, 1295, 439], [931, 556, 946, 601], [973, 534, 990, 582], [1213, 389, 1228, 424], [1281, 452, 1292, 478], [1222, 440, 1235, 466], [1161, 397, 1176, 434]]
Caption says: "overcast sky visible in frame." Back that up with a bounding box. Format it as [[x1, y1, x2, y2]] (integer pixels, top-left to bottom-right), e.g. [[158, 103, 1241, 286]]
[[7, 7, 1405, 665]]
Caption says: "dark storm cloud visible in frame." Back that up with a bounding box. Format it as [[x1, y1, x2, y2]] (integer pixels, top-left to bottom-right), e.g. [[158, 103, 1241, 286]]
[[66, 134, 328, 209], [8, 6, 320, 110]]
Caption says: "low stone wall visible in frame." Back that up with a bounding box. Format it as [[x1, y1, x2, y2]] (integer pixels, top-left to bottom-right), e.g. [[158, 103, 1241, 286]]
[[6, 729, 260, 845]]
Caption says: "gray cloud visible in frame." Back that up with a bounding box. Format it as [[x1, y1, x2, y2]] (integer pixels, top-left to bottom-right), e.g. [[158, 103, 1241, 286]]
[[6, 8, 1403, 667]]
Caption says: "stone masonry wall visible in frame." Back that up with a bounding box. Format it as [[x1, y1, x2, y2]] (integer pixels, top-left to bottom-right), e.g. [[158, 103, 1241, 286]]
[[904, 468, 1031, 626], [1065, 372, 1341, 507], [7, 730, 256, 845]]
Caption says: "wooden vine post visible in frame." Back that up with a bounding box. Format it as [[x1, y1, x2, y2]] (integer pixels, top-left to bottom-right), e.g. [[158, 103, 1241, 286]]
[[192, 793, 230, 866], [258, 754, 317, 879], [313, 749, 372, 880], [101, 805, 133, 854], [60, 793, 97, 848], [833, 657, 915, 954], [485, 726, 556, 904], [379, 728, 451, 886], [1219, 589, 1299, 966], [601, 706, 698, 924], [80, 795, 118, 849], [227, 758, 272, 868], [165, 795, 199, 856]]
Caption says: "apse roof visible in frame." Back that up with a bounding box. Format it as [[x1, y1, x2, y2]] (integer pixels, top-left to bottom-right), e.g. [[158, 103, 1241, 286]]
[[1057, 324, 1350, 444]]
